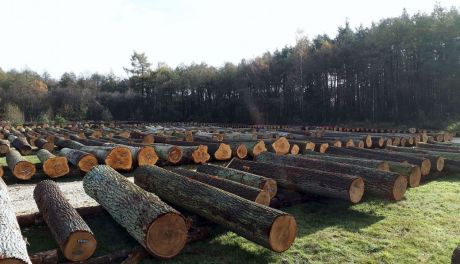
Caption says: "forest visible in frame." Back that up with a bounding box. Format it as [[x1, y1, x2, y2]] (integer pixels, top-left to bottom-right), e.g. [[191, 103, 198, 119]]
[[0, 6, 459, 127]]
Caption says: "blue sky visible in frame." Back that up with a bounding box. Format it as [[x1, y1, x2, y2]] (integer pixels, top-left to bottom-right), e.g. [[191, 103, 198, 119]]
[[0, 0, 458, 78]]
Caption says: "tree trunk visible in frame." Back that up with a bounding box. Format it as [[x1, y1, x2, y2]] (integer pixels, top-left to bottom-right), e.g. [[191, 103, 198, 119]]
[[33, 180, 96, 261], [452, 246, 460, 264], [129, 131, 154, 144], [416, 142, 460, 153], [6, 149, 36, 180], [0, 178, 32, 264], [232, 141, 266, 157], [254, 152, 406, 200], [326, 146, 432, 176], [55, 137, 85, 150], [36, 149, 70, 178], [197, 164, 277, 198], [0, 139, 10, 155], [152, 144, 183, 164], [179, 145, 210, 164], [289, 144, 300, 155], [226, 159, 364, 203], [59, 148, 98, 172], [302, 151, 390, 171], [133, 165, 297, 253], [34, 138, 54, 152], [172, 168, 271, 206], [102, 143, 158, 167], [165, 140, 231, 161], [264, 137, 290, 155], [382, 146, 444, 173], [80, 146, 132, 170], [228, 143, 248, 159], [288, 140, 316, 153], [8, 135, 32, 155], [83, 166, 187, 259]]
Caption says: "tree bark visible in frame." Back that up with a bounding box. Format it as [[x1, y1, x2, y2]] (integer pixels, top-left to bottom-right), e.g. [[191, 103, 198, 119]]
[[0, 139, 10, 155], [172, 168, 271, 206], [36, 149, 70, 178], [228, 143, 248, 159], [54, 137, 85, 150], [34, 138, 54, 152], [197, 163, 277, 198], [59, 148, 98, 172], [287, 140, 316, 153], [227, 158, 364, 203], [102, 143, 158, 167], [302, 151, 390, 171], [0, 178, 32, 264], [33, 180, 96, 261], [152, 144, 183, 164], [79, 146, 132, 170], [83, 166, 187, 258], [6, 149, 36, 180], [8, 135, 33, 155], [134, 165, 297, 252]]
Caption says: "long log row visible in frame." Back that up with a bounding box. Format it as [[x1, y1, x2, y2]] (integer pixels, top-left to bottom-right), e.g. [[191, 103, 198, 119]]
[[171, 168, 271, 206], [302, 151, 390, 171], [102, 143, 159, 166], [0, 178, 32, 264], [36, 149, 70, 178], [226, 158, 365, 203], [196, 164, 278, 198], [83, 166, 188, 258], [133, 165, 297, 252], [34, 180, 97, 261], [0, 139, 10, 155]]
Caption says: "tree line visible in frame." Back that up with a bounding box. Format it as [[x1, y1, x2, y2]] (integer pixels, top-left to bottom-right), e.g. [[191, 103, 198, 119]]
[[1, 6, 459, 127]]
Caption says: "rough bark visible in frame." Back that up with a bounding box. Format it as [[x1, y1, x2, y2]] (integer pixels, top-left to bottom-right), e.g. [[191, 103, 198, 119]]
[[129, 131, 154, 144], [152, 144, 183, 164], [302, 151, 390, 171], [197, 163, 277, 198], [6, 149, 36, 180], [83, 166, 187, 258], [179, 145, 210, 164], [233, 140, 266, 157], [0, 139, 10, 155], [254, 152, 406, 200], [172, 168, 271, 206], [59, 148, 98, 172], [264, 137, 290, 155], [34, 138, 54, 152], [54, 137, 85, 150], [288, 140, 316, 153], [226, 159, 364, 203], [79, 146, 132, 170], [36, 149, 70, 178], [8, 135, 32, 155], [0, 178, 32, 264], [33, 180, 96, 261], [165, 140, 231, 161], [134, 165, 296, 252]]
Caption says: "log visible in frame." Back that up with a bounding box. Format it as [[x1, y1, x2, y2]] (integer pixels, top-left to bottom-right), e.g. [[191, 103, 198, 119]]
[[289, 144, 300, 155], [0, 139, 11, 155], [264, 137, 290, 155], [33, 181, 97, 261], [383, 146, 445, 173], [134, 165, 297, 252], [0, 166, 4, 178], [416, 142, 460, 152], [179, 145, 210, 164], [59, 148, 98, 172], [453, 246, 460, 264], [102, 143, 158, 167], [172, 168, 271, 206], [54, 137, 85, 150], [80, 146, 132, 170], [197, 164, 278, 198], [36, 149, 70, 178], [6, 149, 36, 180], [83, 166, 188, 258], [34, 138, 54, 152], [238, 141, 266, 157], [288, 140, 316, 153], [254, 152, 406, 200], [0, 178, 32, 264], [228, 143, 248, 159], [326, 146, 432, 176], [129, 131, 154, 144], [302, 151, 390, 171], [165, 140, 231, 161], [226, 158, 364, 203], [152, 144, 183, 164], [8, 135, 32, 155]]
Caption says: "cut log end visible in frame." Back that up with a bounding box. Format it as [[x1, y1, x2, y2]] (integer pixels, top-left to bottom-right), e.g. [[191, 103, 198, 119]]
[[168, 146, 183, 164], [345, 139, 354, 147], [42, 142, 55, 152], [63, 230, 97, 262], [261, 179, 278, 199], [146, 213, 188, 259], [319, 143, 329, 153], [272, 137, 290, 155], [78, 155, 98, 172], [290, 144, 300, 155], [436, 157, 445, 172], [137, 147, 159, 166], [252, 141, 267, 156], [269, 215, 297, 253], [214, 144, 232, 161], [409, 166, 421, 187], [377, 161, 390, 171], [13, 161, 36, 180], [0, 145, 10, 154], [365, 136, 372, 148], [349, 178, 365, 204], [420, 159, 431, 176], [305, 142, 316, 151], [254, 191, 271, 206], [105, 147, 132, 170], [392, 175, 408, 201], [235, 144, 248, 159], [43, 156, 70, 178], [142, 135, 155, 144], [357, 141, 365, 148], [332, 140, 342, 148], [192, 145, 210, 164]]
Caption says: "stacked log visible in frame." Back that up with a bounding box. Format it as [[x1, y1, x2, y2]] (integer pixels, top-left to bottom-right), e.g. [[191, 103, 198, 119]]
[[36, 149, 70, 178], [80, 146, 132, 170], [103, 143, 158, 166], [59, 148, 98, 172], [0, 139, 10, 155], [7, 135, 32, 155], [83, 166, 188, 258], [0, 178, 32, 264], [6, 149, 36, 180], [153, 144, 183, 164], [264, 137, 290, 155], [34, 138, 54, 152], [134, 165, 297, 252], [34, 180, 97, 261]]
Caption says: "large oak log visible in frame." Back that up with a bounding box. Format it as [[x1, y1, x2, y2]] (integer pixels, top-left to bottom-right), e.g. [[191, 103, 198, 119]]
[[34, 180, 97, 261], [326, 146, 432, 176], [134, 165, 297, 252], [226, 159, 364, 203], [102, 143, 158, 167], [6, 149, 36, 180], [83, 166, 187, 258], [264, 137, 290, 155], [180, 145, 210, 164], [8, 135, 32, 155], [0, 139, 10, 155], [228, 142, 248, 159], [152, 144, 183, 164], [36, 149, 70, 178], [165, 140, 231, 161], [172, 168, 271, 206], [197, 164, 277, 198], [34, 138, 54, 152], [59, 148, 98, 172], [288, 140, 316, 153], [237, 141, 267, 157], [255, 152, 406, 200], [0, 178, 32, 264], [80, 146, 132, 170], [54, 137, 85, 150]]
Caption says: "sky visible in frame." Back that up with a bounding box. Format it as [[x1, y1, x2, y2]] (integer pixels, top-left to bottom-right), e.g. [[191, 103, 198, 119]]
[[0, 0, 458, 78]]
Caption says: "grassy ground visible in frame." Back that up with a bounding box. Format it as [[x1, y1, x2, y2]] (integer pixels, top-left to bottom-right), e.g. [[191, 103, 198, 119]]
[[19, 172, 460, 264]]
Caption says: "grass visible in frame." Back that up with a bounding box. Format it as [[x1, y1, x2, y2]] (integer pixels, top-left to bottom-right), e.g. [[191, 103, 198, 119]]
[[20, 172, 460, 264]]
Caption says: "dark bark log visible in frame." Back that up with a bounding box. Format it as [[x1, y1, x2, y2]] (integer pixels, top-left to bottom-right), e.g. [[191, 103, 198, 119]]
[[8, 135, 32, 155], [102, 143, 158, 167], [54, 137, 85, 150], [197, 163, 277, 198], [34, 138, 54, 152], [452, 246, 460, 264], [134, 165, 296, 252], [83, 166, 187, 258], [172, 168, 271, 206], [34, 180, 96, 261], [228, 143, 248, 159], [6, 149, 36, 180], [287, 140, 316, 153], [179, 145, 210, 164], [59, 148, 98, 172], [152, 144, 183, 164], [0, 139, 10, 155], [302, 151, 390, 171], [36, 149, 69, 178], [0, 178, 32, 264]]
